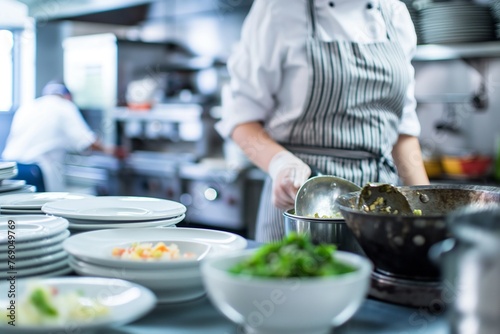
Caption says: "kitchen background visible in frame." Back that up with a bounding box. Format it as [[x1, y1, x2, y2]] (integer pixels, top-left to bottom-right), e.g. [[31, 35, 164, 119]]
[[1, 0, 500, 238]]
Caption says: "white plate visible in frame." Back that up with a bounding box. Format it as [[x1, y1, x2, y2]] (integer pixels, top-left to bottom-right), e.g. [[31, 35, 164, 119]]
[[67, 214, 185, 230], [0, 215, 69, 244], [14, 230, 70, 251], [0, 242, 63, 261], [0, 276, 157, 333], [0, 250, 68, 270], [0, 162, 16, 170], [0, 192, 94, 209], [69, 257, 205, 304], [0, 180, 26, 193], [0, 258, 69, 279], [0, 185, 36, 196], [67, 213, 185, 225], [68, 255, 202, 280], [0, 170, 18, 181], [0, 209, 43, 214], [42, 196, 186, 221], [63, 227, 247, 269], [34, 265, 73, 278], [67, 238, 210, 270]]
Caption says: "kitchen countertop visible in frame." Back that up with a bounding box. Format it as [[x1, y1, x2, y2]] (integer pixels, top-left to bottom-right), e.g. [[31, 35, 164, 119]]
[[92, 239, 450, 334], [93, 294, 450, 334]]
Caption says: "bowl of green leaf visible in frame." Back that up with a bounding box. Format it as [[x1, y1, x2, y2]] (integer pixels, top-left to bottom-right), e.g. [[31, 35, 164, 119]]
[[200, 233, 373, 334]]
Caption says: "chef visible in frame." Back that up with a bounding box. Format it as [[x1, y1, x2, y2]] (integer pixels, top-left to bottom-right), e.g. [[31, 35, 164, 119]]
[[215, 0, 430, 242], [2, 81, 109, 192]]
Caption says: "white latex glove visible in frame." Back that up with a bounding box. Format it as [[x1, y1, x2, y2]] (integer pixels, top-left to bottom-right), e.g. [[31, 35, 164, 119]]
[[268, 150, 311, 210]]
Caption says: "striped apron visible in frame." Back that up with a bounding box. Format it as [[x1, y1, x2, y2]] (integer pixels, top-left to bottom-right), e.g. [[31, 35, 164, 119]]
[[255, 0, 411, 242]]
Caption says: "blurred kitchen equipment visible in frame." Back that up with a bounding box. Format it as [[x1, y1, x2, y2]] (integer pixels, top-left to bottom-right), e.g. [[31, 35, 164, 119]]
[[435, 103, 462, 134], [441, 154, 493, 179], [429, 205, 500, 334], [336, 184, 500, 307], [283, 209, 365, 256], [357, 183, 413, 215], [423, 157, 443, 179], [125, 77, 163, 110], [294, 175, 361, 218]]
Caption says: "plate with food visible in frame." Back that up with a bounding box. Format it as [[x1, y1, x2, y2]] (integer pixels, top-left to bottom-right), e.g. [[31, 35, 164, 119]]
[[0, 277, 156, 333], [63, 227, 245, 270]]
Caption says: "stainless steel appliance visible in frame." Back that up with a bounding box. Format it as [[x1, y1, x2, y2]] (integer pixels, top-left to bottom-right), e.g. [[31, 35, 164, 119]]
[[431, 206, 500, 334]]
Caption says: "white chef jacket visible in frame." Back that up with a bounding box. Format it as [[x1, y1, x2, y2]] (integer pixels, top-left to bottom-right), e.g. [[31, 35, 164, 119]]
[[215, 0, 421, 140], [2, 95, 96, 191]]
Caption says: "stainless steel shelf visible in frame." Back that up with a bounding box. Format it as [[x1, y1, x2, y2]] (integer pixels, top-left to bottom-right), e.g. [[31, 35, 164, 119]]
[[414, 41, 500, 61]]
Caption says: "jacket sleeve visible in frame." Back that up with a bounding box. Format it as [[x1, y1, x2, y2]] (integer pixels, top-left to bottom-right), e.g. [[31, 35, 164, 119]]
[[215, 0, 285, 138], [391, 0, 421, 137]]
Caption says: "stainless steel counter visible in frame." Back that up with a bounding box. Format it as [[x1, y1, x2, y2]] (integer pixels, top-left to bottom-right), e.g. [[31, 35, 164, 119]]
[[91, 295, 450, 334], [84, 239, 450, 334]]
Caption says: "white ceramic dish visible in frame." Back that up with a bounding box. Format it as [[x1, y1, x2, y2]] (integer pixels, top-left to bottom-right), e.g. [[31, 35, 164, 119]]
[[0, 209, 44, 214], [0, 185, 36, 196], [67, 214, 185, 230], [0, 258, 69, 279], [63, 227, 245, 269], [0, 250, 67, 270], [69, 238, 210, 270], [0, 215, 69, 244], [14, 230, 70, 251], [0, 171, 18, 181], [68, 255, 202, 281], [0, 162, 16, 170], [0, 180, 26, 193], [0, 192, 94, 209], [41, 196, 186, 221], [34, 265, 73, 278], [0, 277, 157, 333], [0, 242, 63, 261], [69, 257, 205, 304], [201, 249, 373, 334]]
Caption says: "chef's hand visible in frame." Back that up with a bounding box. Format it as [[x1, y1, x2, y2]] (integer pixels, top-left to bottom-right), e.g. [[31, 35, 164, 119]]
[[268, 150, 311, 209]]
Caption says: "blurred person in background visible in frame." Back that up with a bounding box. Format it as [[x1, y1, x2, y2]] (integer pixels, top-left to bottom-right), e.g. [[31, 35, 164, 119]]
[[2, 80, 110, 192], [216, 0, 430, 242]]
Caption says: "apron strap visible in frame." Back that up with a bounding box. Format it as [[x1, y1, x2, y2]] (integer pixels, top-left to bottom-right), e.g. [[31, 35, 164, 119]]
[[307, 0, 318, 38], [282, 144, 379, 160]]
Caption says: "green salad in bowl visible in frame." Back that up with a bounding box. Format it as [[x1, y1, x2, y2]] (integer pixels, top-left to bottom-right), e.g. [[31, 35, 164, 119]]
[[229, 233, 356, 278], [201, 233, 372, 334]]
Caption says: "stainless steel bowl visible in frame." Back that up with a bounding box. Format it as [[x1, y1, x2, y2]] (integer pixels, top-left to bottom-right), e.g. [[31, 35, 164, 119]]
[[283, 209, 365, 256], [336, 184, 500, 280]]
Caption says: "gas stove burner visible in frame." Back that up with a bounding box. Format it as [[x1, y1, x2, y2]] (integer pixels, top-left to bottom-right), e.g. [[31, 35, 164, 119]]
[[369, 270, 443, 308]]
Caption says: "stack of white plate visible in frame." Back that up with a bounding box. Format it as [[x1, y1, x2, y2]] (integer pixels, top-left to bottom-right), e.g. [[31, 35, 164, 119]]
[[419, 1, 495, 44], [491, 0, 500, 38], [41, 196, 187, 233], [63, 227, 248, 303], [0, 215, 72, 279], [0, 162, 17, 180], [0, 180, 35, 196], [400, 0, 422, 44], [0, 192, 94, 215]]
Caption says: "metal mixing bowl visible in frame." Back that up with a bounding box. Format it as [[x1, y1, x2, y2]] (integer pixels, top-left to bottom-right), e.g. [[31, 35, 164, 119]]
[[336, 184, 500, 280], [283, 210, 365, 256]]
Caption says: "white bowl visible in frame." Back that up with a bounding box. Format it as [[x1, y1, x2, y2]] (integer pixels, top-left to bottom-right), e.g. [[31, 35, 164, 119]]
[[63, 227, 245, 270], [201, 250, 372, 334]]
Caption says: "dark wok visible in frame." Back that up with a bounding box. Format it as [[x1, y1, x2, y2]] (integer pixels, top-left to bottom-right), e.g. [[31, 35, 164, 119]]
[[336, 184, 500, 280]]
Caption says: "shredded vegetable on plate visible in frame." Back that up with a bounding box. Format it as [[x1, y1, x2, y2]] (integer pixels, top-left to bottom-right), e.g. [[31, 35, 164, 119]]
[[3, 283, 109, 326], [112, 241, 196, 261]]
